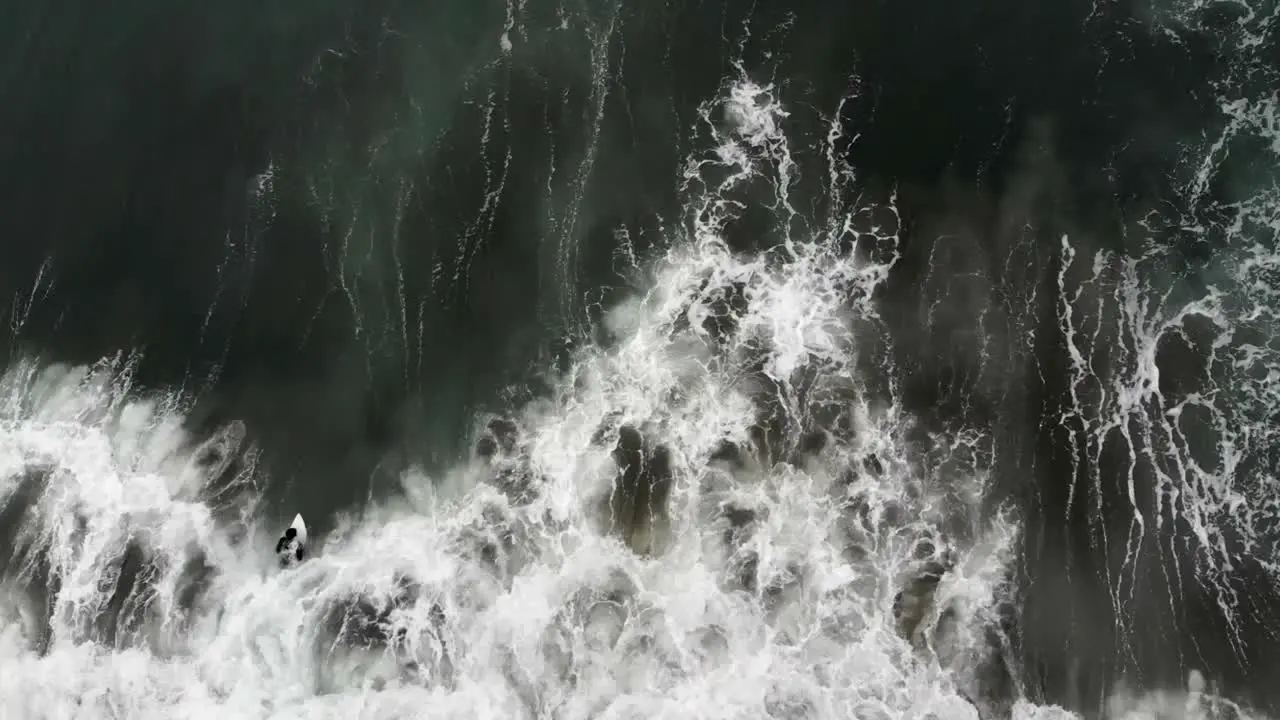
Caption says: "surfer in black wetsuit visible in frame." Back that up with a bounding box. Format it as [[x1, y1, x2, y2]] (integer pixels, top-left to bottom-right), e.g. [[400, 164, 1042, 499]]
[[276, 527, 305, 565]]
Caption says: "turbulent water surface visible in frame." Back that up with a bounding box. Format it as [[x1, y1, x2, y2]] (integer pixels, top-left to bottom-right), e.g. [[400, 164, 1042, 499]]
[[0, 0, 1278, 718]]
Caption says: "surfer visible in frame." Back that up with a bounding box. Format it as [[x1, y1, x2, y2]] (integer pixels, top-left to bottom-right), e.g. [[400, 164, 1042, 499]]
[[276, 514, 308, 567]]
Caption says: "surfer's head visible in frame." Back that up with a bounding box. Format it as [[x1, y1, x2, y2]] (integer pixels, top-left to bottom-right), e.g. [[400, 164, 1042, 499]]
[[284, 528, 297, 540]]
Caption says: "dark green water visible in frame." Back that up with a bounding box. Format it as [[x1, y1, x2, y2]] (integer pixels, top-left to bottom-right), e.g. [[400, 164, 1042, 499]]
[[0, 0, 1276, 710]]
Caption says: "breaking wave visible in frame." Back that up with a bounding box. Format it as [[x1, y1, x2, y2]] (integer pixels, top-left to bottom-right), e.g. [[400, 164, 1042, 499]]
[[0, 1, 1277, 718]]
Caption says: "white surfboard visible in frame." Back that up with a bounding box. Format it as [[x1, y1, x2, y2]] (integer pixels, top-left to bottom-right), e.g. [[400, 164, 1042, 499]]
[[290, 513, 308, 547]]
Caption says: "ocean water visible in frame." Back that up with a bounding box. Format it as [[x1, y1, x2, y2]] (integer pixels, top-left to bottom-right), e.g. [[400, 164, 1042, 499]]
[[0, 0, 1276, 718]]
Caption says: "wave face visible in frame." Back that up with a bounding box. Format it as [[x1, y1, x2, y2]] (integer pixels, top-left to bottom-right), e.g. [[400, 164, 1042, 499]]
[[0, 0, 1277, 717]]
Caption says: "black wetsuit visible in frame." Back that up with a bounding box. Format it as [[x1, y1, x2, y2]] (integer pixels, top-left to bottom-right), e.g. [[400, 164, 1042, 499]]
[[276, 527, 305, 563]]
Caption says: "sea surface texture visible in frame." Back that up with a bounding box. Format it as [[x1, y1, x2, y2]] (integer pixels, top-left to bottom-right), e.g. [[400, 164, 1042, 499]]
[[0, 0, 1277, 718]]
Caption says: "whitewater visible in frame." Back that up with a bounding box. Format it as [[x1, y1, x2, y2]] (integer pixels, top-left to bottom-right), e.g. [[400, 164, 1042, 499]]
[[0, 74, 1001, 719], [0, 4, 1278, 719]]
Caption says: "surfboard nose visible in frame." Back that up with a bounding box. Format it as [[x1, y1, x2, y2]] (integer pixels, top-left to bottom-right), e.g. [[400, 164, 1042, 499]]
[[290, 513, 309, 546]]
